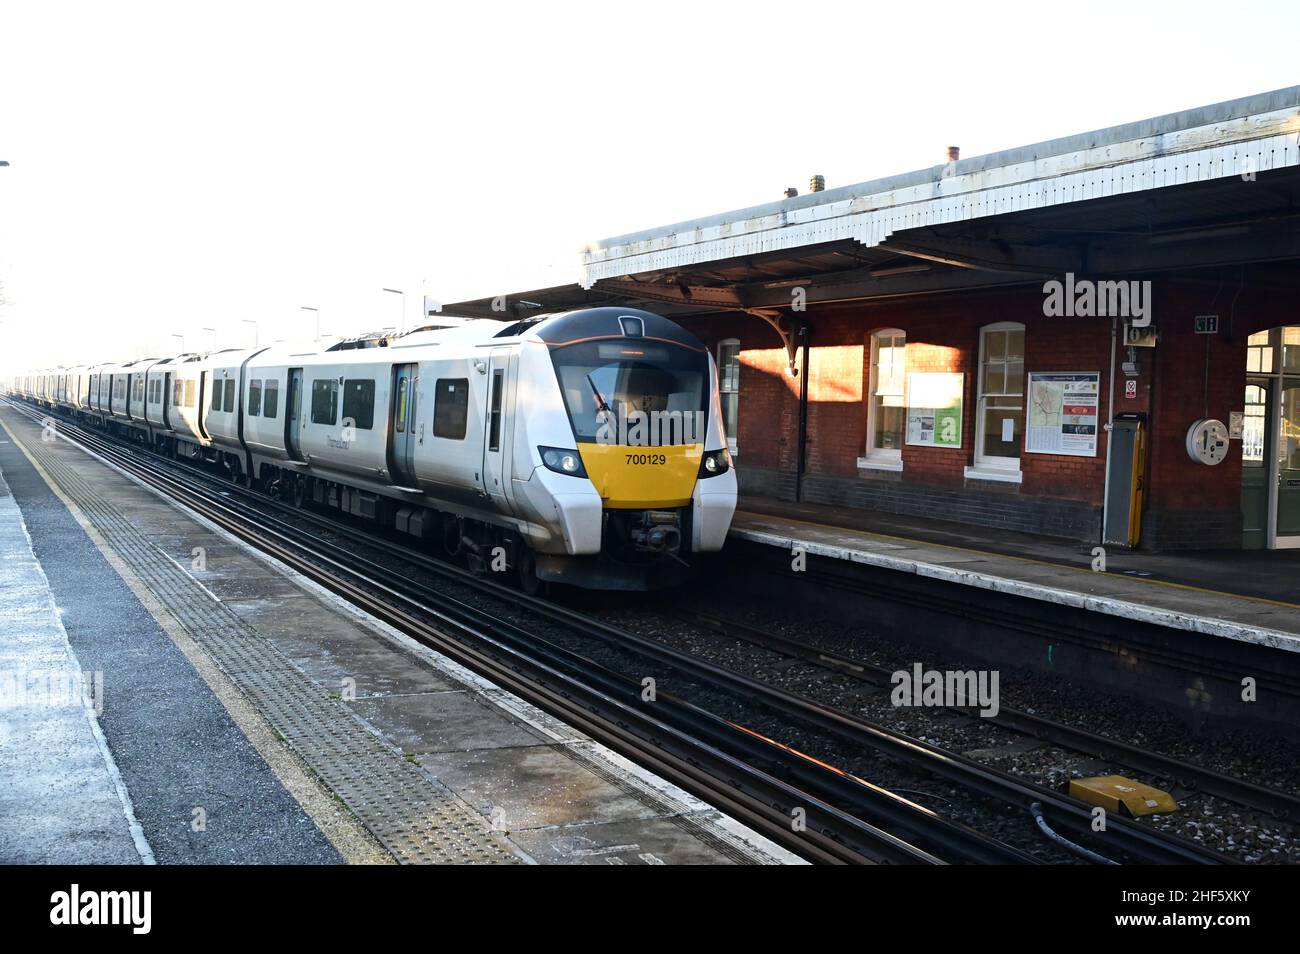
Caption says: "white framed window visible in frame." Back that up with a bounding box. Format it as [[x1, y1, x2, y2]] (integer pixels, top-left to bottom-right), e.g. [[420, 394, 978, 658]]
[[861, 329, 906, 471], [968, 321, 1025, 481], [717, 338, 740, 454]]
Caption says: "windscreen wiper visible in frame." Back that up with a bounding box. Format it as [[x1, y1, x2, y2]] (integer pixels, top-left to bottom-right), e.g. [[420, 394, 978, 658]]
[[586, 373, 612, 414]]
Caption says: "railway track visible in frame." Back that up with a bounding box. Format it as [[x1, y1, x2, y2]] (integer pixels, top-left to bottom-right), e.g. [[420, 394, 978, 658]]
[[4, 399, 1236, 864], [672, 607, 1300, 821]]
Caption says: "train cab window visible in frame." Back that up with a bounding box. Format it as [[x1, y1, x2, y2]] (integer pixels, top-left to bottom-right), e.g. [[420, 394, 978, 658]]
[[248, 380, 262, 416], [433, 378, 469, 440], [211, 380, 224, 411], [263, 379, 279, 418], [311, 378, 338, 425], [223, 378, 235, 412], [342, 379, 375, 430]]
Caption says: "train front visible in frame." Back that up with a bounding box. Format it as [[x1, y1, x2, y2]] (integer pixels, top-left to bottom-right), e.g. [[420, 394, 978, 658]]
[[516, 307, 737, 589]]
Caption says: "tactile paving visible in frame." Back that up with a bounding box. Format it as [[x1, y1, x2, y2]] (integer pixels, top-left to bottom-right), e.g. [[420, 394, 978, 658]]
[[12, 421, 520, 864]]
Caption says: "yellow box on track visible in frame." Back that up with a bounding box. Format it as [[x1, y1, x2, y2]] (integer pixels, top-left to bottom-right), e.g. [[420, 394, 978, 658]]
[[1068, 775, 1179, 816]]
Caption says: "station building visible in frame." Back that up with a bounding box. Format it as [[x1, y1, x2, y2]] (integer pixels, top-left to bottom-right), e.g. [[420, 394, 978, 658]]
[[449, 86, 1300, 552]]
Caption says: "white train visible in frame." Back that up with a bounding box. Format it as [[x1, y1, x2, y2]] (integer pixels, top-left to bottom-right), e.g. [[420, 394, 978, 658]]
[[10, 308, 738, 590]]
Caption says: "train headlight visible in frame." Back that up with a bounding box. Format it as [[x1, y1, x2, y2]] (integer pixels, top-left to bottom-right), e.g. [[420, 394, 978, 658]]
[[539, 446, 588, 478], [698, 448, 731, 478]]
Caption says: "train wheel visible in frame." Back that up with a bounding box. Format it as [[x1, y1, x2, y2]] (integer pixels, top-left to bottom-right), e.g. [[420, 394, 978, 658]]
[[516, 548, 544, 597]]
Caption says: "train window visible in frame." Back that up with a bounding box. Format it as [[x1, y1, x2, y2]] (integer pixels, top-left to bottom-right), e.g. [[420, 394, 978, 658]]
[[488, 370, 503, 451], [248, 380, 262, 416], [342, 379, 375, 430], [311, 378, 338, 425], [433, 378, 469, 440], [211, 380, 223, 411], [223, 378, 235, 412], [174, 380, 183, 405], [185, 380, 196, 408], [263, 379, 279, 418]]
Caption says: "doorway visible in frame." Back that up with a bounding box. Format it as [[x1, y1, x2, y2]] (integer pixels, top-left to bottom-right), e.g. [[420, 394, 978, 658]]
[[1241, 328, 1300, 549]]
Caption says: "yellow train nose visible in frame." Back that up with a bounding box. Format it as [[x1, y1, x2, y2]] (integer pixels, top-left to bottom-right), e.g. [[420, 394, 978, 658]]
[[577, 443, 702, 509]]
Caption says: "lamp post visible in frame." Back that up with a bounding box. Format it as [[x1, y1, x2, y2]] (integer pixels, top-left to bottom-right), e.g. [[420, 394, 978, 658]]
[[171, 333, 185, 353], [241, 319, 259, 347], [202, 326, 216, 352], [382, 288, 405, 333], [301, 305, 319, 341]]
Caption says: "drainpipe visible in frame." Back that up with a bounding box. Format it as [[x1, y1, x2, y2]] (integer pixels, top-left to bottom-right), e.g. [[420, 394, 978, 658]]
[[795, 324, 811, 502], [1100, 313, 1118, 544]]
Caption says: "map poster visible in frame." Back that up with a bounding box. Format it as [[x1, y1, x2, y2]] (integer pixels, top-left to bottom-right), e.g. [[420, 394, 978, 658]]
[[905, 372, 963, 448], [1027, 371, 1100, 457]]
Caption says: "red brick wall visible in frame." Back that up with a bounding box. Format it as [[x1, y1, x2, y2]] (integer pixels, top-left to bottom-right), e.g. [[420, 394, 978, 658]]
[[1147, 278, 1285, 514], [686, 285, 1115, 506], [680, 264, 1300, 546]]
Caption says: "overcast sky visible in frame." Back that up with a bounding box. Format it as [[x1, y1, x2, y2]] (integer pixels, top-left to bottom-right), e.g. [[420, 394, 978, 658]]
[[2, 0, 1298, 372]]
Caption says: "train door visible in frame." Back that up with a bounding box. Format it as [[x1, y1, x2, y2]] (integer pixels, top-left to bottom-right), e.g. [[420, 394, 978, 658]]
[[164, 373, 175, 429], [196, 371, 212, 440], [481, 349, 513, 512], [286, 368, 305, 461], [390, 363, 419, 487]]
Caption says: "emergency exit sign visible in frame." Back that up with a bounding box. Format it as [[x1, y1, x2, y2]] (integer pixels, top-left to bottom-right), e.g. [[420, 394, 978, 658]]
[[1194, 314, 1219, 334]]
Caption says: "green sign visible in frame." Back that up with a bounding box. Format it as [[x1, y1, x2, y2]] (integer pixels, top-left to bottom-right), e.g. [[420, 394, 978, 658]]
[[906, 372, 964, 448]]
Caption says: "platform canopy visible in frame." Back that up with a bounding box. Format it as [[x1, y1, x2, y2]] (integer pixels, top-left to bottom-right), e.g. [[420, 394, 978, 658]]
[[446, 86, 1300, 322]]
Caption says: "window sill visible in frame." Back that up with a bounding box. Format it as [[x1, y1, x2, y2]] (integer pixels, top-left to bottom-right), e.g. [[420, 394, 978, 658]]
[[963, 465, 1022, 484], [857, 456, 903, 473]]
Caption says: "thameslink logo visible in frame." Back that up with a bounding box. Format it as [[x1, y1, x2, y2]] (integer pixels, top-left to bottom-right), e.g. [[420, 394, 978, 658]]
[[891, 664, 999, 717], [1042, 272, 1152, 327], [50, 884, 151, 935], [595, 408, 706, 446]]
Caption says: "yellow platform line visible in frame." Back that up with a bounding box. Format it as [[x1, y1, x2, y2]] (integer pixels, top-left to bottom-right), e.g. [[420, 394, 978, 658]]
[[734, 509, 1300, 613]]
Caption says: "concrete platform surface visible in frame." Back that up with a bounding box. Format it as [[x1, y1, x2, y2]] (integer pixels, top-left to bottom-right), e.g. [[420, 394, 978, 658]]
[[732, 496, 1300, 654], [0, 472, 149, 864], [0, 404, 799, 865]]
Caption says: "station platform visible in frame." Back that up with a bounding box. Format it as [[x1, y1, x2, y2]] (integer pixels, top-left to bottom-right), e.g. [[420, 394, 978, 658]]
[[0, 406, 797, 865], [730, 496, 1300, 654]]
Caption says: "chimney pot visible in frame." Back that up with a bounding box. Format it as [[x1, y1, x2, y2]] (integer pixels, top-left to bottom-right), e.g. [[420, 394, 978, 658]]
[[784, 187, 798, 198], [809, 174, 825, 193], [946, 146, 960, 163]]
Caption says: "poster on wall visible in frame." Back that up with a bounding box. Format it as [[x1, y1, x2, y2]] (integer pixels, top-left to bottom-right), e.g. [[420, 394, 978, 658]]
[[1026, 371, 1100, 457], [905, 372, 963, 448]]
